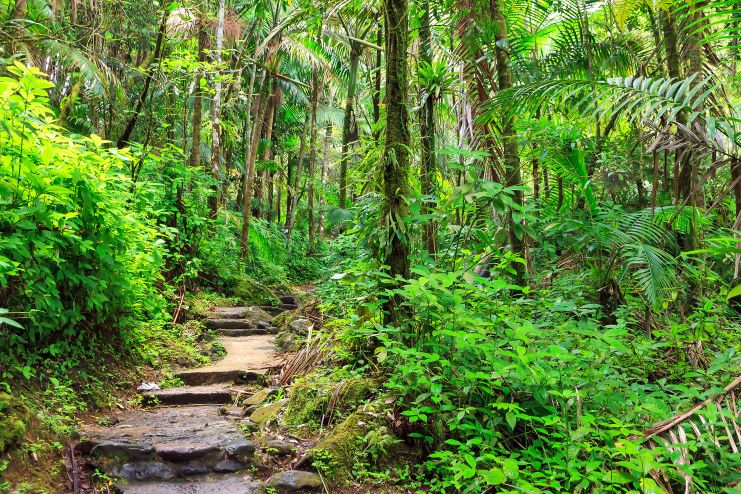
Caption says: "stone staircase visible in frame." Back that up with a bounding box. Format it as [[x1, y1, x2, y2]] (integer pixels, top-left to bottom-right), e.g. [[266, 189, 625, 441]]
[[76, 299, 321, 493]]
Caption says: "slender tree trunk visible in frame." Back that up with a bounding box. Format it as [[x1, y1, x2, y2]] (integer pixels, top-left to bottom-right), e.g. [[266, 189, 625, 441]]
[[241, 56, 272, 256], [319, 122, 332, 236], [419, 4, 437, 255], [256, 83, 279, 218], [382, 0, 411, 324], [286, 113, 309, 234], [372, 24, 383, 143], [117, 11, 168, 148], [340, 46, 361, 210], [307, 67, 321, 246], [190, 20, 208, 167], [492, 0, 524, 281], [276, 164, 282, 224], [209, 0, 226, 217], [286, 113, 310, 233]]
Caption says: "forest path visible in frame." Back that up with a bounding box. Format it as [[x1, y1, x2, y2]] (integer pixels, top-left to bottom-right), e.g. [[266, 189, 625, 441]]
[[74, 297, 320, 493]]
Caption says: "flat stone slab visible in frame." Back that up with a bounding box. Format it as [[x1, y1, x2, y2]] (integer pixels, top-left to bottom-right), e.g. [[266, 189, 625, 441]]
[[116, 474, 264, 494], [215, 327, 270, 336], [176, 335, 279, 386], [207, 306, 273, 322], [206, 319, 265, 330], [142, 386, 234, 406], [79, 406, 246, 455]]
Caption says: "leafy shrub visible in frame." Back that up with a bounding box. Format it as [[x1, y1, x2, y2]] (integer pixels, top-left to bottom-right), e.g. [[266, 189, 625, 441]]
[[322, 241, 741, 493], [0, 63, 166, 370]]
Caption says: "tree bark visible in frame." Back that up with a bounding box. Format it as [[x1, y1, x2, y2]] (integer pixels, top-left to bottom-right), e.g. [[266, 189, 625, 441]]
[[340, 45, 360, 210], [189, 20, 209, 167], [372, 24, 383, 143], [492, 0, 524, 281], [319, 122, 332, 236], [286, 113, 309, 234], [209, 0, 226, 217], [419, 4, 436, 255], [116, 11, 168, 148], [307, 66, 321, 246], [382, 0, 411, 324]]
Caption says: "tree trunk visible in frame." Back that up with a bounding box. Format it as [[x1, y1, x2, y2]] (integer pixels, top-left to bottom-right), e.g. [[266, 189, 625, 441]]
[[372, 24, 383, 143], [241, 59, 272, 256], [286, 113, 309, 234], [340, 46, 360, 210], [256, 83, 280, 218], [419, 4, 437, 255], [116, 11, 168, 148], [319, 122, 332, 236], [382, 0, 411, 324], [307, 67, 321, 246], [189, 20, 209, 168], [209, 0, 226, 217], [492, 0, 524, 281]]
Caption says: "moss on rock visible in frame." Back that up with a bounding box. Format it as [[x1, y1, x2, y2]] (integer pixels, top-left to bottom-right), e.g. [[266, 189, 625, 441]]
[[233, 278, 280, 306], [304, 404, 389, 480], [0, 393, 28, 454], [282, 375, 374, 428], [249, 398, 288, 427]]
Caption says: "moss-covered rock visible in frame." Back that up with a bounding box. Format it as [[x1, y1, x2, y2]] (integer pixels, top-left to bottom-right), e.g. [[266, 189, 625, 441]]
[[282, 375, 374, 428], [249, 398, 288, 426], [233, 278, 280, 306], [275, 316, 314, 352], [302, 403, 393, 480], [0, 393, 28, 454]]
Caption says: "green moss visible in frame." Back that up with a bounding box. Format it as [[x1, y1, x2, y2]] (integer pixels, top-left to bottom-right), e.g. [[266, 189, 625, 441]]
[[0, 394, 27, 454], [282, 375, 374, 428], [306, 406, 385, 480], [233, 278, 280, 306], [249, 398, 288, 426]]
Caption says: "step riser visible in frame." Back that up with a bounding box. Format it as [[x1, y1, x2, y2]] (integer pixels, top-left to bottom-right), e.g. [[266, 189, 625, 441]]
[[142, 391, 233, 406], [176, 370, 267, 387], [86, 450, 255, 482], [217, 328, 271, 336], [205, 319, 269, 330]]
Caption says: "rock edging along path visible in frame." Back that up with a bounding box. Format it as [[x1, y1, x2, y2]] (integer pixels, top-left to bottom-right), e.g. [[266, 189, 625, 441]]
[[76, 298, 323, 493]]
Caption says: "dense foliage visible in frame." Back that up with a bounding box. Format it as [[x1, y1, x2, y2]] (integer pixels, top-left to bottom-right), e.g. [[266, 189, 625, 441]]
[[1, 0, 740, 492]]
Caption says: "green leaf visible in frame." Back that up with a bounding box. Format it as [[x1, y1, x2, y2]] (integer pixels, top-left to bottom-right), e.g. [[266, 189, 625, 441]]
[[481, 468, 506, 485], [727, 283, 741, 300], [639, 478, 663, 494]]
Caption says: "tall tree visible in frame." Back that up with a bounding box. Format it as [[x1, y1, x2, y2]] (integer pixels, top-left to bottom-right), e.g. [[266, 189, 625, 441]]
[[382, 0, 411, 323], [209, 0, 226, 217], [190, 19, 209, 168], [492, 0, 524, 280], [418, 3, 436, 255]]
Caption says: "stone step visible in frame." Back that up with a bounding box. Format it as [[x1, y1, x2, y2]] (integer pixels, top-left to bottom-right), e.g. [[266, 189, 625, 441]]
[[205, 319, 272, 330], [78, 407, 258, 482], [217, 327, 272, 337], [115, 474, 264, 494], [282, 303, 298, 311], [176, 369, 267, 387], [141, 385, 234, 406], [259, 305, 284, 316], [206, 306, 273, 321], [279, 295, 296, 305]]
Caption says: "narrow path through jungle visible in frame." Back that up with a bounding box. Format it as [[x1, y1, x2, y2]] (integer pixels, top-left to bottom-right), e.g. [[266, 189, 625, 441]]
[[74, 297, 324, 493]]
